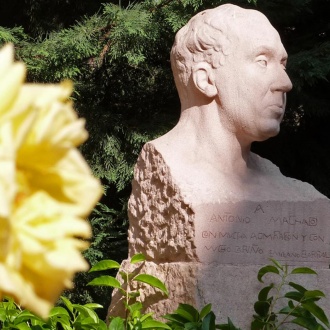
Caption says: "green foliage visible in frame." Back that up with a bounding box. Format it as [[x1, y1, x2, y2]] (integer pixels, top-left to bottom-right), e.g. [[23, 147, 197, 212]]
[[0, 258, 329, 330], [86, 202, 128, 266], [0, 296, 106, 330], [0, 26, 27, 44], [17, 14, 106, 82], [88, 253, 170, 329], [88, 253, 169, 330], [164, 303, 227, 330], [251, 259, 329, 330]]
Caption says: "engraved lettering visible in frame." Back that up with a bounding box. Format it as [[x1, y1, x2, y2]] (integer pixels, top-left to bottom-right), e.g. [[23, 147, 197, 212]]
[[209, 214, 251, 223], [199, 203, 329, 267], [202, 231, 247, 240], [204, 245, 231, 253], [250, 231, 299, 241], [309, 234, 324, 242], [269, 216, 318, 226], [254, 204, 264, 213], [235, 244, 263, 254]]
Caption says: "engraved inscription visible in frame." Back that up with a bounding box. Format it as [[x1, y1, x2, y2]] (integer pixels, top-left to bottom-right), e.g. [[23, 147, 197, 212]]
[[269, 216, 317, 226], [194, 201, 330, 267], [209, 213, 251, 223]]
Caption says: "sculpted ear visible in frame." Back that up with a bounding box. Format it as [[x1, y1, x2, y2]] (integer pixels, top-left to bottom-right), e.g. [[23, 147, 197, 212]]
[[192, 63, 217, 98]]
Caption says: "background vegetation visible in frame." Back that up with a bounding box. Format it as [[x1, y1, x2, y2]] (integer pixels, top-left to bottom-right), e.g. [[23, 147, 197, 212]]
[[1, 0, 329, 315]]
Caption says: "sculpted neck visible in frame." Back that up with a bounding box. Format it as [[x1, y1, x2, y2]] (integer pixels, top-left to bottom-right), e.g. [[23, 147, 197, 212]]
[[176, 101, 252, 176]]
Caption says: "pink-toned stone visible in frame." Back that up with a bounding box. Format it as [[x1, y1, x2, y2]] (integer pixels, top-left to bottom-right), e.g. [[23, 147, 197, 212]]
[[108, 4, 330, 328]]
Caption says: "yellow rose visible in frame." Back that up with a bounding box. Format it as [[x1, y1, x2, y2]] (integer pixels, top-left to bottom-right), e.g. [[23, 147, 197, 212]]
[[0, 44, 103, 317]]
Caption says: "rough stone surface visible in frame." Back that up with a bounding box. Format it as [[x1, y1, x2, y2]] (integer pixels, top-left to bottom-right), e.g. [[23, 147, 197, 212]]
[[128, 143, 197, 262]]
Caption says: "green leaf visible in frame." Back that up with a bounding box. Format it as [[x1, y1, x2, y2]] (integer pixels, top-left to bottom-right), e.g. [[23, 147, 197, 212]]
[[202, 312, 216, 330], [258, 284, 274, 301], [251, 319, 267, 330], [87, 275, 121, 288], [60, 296, 73, 313], [133, 274, 168, 295], [72, 304, 99, 323], [292, 316, 325, 330], [49, 307, 70, 317], [89, 260, 121, 272], [269, 258, 283, 270], [141, 319, 171, 329], [128, 291, 140, 299], [48, 315, 70, 327], [257, 265, 279, 283], [14, 310, 43, 324], [175, 304, 199, 323], [140, 312, 154, 322], [130, 253, 146, 264], [288, 282, 307, 293], [285, 291, 304, 302], [96, 319, 108, 330], [31, 325, 49, 330], [218, 318, 241, 330], [278, 306, 293, 315], [109, 317, 125, 330], [279, 305, 310, 319], [304, 290, 325, 300], [80, 315, 99, 325], [291, 267, 317, 275], [15, 323, 30, 330], [0, 310, 7, 322], [83, 303, 104, 309], [31, 317, 49, 327], [183, 321, 200, 330], [288, 300, 295, 309], [200, 304, 212, 319], [228, 318, 241, 330], [302, 301, 330, 327], [127, 302, 143, 315], [254, 301, 270, 317], [119, 271, 128, 283], [163, 313, 187, 325]]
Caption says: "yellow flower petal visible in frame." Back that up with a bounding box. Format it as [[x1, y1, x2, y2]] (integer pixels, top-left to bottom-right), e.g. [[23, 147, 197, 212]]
[[20, 82, 88, 148], [0, 45, 26, 121], [0, 44, 102, 317], [0, 122, 16, 217]]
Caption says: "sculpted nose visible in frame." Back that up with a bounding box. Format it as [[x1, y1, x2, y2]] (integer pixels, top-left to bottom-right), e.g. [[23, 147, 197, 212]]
[[271, 69, 293, 93]]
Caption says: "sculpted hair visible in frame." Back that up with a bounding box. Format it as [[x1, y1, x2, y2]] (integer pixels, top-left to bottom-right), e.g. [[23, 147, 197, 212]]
[[170, 4, 246, 95]]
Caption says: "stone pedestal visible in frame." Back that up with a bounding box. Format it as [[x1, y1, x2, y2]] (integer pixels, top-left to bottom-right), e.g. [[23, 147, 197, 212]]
[[108, 143, 330, 328]]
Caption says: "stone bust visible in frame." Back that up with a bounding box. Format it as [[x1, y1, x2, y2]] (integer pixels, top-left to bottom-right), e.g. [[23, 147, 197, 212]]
[[111, 5, 330, 325], [149, 4, 320, 202], [127, 3, 324, 262]]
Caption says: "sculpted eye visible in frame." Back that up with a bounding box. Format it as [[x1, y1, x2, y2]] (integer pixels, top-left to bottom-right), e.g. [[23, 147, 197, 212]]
[[256, 56, 268, 68], [258, 59, 267, 67]]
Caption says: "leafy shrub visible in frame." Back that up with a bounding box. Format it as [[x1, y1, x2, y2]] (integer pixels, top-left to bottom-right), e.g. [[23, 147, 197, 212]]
[[0, 256, 328, 330]]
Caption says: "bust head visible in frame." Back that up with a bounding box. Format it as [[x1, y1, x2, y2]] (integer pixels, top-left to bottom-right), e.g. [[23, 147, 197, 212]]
[[171, 4, 292, 142], [170, 4, 238, 97]]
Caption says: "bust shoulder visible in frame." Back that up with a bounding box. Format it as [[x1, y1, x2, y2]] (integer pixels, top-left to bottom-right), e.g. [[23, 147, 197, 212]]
[[136, 142, 325, 204]]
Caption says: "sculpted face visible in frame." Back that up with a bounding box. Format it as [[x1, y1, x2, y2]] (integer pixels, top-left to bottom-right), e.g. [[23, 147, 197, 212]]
[[214, 12, 292, 143]]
